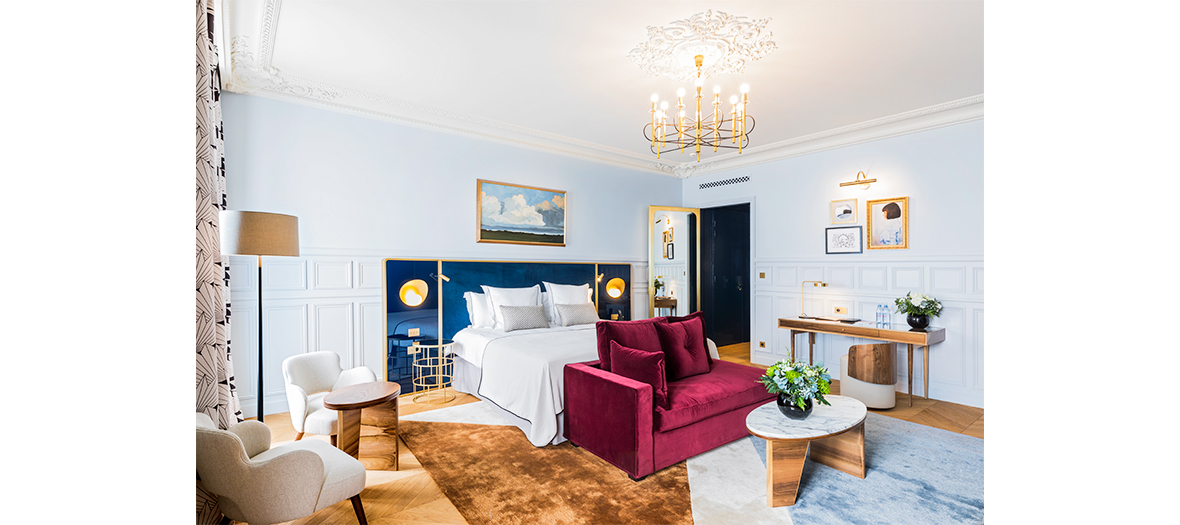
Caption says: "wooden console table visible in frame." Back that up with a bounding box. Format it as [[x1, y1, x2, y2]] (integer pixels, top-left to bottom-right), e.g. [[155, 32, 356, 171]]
[[777, 318, 945, 406]]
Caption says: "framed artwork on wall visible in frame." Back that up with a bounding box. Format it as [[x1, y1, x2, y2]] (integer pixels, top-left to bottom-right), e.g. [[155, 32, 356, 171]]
[[830, 198, 857, 224], [825, 226, 863, 254], [866, 196, 909, 250], [477, 179, 566, 246]]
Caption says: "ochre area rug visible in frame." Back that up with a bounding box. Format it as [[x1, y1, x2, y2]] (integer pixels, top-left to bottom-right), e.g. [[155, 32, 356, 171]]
[[399, 420, 692, 525]]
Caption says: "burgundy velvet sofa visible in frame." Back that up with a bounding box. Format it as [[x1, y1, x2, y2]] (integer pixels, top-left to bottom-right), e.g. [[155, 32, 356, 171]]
[[563, 313, 775, 480]]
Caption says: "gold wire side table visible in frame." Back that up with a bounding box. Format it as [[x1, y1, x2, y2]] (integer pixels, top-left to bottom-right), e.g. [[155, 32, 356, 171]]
[[410, 338, 455, 404]]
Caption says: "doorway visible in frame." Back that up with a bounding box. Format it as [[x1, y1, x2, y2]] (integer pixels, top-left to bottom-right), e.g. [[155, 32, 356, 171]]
[[701, 203, 750, 347]]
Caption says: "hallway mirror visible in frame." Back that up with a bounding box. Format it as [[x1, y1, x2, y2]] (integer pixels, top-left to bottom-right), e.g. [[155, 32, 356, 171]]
[[649, 206, 700, 318]]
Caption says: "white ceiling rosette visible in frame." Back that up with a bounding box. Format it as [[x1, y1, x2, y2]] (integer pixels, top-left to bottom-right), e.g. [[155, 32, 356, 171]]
[[627, 10, 778, 82]]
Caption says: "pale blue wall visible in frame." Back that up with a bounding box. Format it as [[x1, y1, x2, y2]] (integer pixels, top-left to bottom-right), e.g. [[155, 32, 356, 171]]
[[683, 120, 984, 259], [221, 93, 682, 262]]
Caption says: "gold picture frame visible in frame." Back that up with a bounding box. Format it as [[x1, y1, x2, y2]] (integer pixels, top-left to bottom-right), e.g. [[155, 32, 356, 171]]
[[866, 196, 909, 250], [477, 179, 566, 246], [830, 198, 857, 224]]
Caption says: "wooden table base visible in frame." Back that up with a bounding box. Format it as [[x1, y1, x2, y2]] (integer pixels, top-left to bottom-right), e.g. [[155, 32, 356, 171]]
[[766, 421, 866, 507], [335, 398, 400, 471]]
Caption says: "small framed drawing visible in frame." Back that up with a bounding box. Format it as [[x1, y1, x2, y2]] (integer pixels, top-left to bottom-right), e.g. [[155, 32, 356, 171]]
[[830, 198, 857, 224], [825, 226, 863, 254], [866, 196, 909, 250], [477, 179, 566, 246]]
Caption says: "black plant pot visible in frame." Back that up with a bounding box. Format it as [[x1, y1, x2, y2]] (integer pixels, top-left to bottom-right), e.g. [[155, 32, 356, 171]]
[[777, 394, 813, 420], [907, 314, 931, 331]]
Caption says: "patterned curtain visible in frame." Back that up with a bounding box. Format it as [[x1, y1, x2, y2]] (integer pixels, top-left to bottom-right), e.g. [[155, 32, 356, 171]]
[[197, 0, 239, 522]]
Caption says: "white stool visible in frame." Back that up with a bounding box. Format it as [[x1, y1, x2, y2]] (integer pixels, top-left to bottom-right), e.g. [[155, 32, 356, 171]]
[[840, 354, 896, 409]]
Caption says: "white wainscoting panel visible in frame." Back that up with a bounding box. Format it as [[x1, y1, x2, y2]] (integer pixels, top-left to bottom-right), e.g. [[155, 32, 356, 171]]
[[930, 267, 967, 294], [312, 261, 354, 290], [358, 261, 383, 289], [264, 303, 308, 411], [858, 266, 888, 291], [752, 256, 984, 408], [892, 267, 924, 291], [264, 258, 307, 291], [312, 302, 355, 365]]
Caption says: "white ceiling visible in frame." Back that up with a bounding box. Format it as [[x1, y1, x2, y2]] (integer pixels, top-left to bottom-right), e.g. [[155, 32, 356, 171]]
[[216, 0, 983, 178]]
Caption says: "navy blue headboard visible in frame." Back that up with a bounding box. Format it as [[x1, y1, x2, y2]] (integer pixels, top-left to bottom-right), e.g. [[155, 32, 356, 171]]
[[385, 258, 632, 344], [440, 261, 596, 340]]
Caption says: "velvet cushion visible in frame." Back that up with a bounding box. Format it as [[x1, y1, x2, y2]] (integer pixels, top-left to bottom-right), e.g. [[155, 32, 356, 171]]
[[609, 341, 669, 409], [664, 311, 713, 367], [595, 318, 665, 372], [653, 360, 777, 433], [654, 316, 710, 381]]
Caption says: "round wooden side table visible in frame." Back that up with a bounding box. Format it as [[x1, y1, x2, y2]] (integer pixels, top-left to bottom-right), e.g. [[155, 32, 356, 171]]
[[324, 381, 401, 470], [745, 395, 867, 507]]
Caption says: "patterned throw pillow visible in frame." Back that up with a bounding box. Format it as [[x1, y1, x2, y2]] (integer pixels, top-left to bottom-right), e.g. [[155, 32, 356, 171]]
[[499, 305, 550, 332], [555, 303, 600, 327]]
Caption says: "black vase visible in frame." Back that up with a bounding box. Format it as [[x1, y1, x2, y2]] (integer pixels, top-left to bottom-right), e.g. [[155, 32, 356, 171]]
[[907, 314, 931, 331], [776, 394, 813, 419]]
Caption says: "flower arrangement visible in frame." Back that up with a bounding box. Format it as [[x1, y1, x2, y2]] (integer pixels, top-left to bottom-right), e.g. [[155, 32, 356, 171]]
[[894, 291, 943, 317], [758, 359, 832, 409], [653, 277, 665, 294]]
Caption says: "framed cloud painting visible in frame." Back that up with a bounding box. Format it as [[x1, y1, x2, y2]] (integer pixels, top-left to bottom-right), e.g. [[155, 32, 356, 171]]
[[866, 196, 909, 250], [477, 179, 566, 246]]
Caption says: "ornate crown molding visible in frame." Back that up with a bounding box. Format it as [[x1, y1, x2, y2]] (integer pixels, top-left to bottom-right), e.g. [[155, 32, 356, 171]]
[[672, 94, 985, 176], [225, 36, 340, 100], [628, 10, 776, 82]]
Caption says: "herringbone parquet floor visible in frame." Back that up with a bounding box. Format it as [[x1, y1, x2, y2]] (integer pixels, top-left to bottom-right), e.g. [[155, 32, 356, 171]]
[[245, 342, 983, 524]]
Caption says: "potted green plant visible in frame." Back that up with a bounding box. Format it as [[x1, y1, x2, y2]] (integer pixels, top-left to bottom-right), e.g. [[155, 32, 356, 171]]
[[758, 359, 832, 419], [894, 291, 942, 331], [653, 277, 665, 296]]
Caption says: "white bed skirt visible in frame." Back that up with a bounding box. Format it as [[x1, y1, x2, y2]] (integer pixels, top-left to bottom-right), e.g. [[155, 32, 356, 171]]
[[452, 355, 568, 446]]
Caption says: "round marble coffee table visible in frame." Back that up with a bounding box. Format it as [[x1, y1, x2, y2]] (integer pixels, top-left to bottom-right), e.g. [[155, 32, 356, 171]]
[[745, 395, 868, 507]]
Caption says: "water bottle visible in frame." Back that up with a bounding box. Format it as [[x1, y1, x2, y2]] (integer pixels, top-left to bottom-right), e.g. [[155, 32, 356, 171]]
[[875, 305, 883, 328], [882, 305, 891, 329]]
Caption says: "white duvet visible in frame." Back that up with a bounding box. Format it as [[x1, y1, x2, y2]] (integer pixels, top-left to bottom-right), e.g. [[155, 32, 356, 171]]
[[452, 324, 598, 446]]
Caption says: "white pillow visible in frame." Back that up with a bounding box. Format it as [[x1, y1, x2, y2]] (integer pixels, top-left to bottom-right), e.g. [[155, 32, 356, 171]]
[[541, 292, 554, 324], [542, 282, 591, 322], [481, 285, 542, 330], [463, 291, 495, 329]]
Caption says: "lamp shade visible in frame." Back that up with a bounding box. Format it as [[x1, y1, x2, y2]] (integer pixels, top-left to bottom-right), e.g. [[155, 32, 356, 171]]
[[399, 279, 429, 307], [606, 278, 626, 299], [220, 211, 300, 256]]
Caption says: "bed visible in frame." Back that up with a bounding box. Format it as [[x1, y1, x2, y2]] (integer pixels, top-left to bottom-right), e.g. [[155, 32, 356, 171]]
[[451, 324, 598, 446], [384, 258, 632, 446]]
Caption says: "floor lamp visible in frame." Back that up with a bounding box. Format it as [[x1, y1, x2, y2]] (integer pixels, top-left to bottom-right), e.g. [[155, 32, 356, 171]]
[[220, 211, 300, 422]]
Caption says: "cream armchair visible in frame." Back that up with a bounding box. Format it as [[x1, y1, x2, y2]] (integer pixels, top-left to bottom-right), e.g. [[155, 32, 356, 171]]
[[195, 412, 367, 525], [283, 351, 377, 442]]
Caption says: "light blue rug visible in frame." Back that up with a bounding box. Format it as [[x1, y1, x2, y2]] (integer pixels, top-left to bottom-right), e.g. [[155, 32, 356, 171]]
[[748, 413, 984, 524]]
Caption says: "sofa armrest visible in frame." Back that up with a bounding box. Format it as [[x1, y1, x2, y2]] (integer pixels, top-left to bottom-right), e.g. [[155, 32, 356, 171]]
[[563, 361, 654, 479]]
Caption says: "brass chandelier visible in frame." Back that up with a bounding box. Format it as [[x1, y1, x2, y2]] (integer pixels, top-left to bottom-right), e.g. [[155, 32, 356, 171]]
[[644, 55, 754, 162]]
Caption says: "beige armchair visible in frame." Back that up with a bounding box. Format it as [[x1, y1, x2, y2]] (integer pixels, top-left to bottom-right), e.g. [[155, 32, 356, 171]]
[[283, 351, 377, 442], [195, 412, 367, 525]]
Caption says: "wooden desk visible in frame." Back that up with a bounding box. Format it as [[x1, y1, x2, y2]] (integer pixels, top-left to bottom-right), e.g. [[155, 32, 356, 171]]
[[654, 296, 677, 317], [778, 318, 945, 406]]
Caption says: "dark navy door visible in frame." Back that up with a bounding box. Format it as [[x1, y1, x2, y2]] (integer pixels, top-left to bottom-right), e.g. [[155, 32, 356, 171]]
[[701, 203, 750, 347]]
